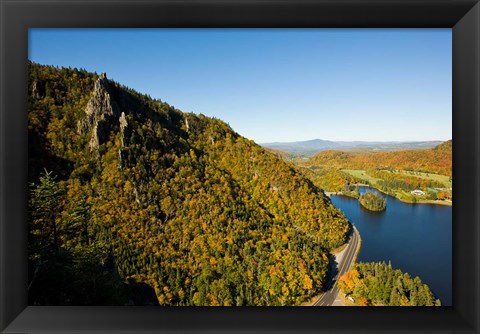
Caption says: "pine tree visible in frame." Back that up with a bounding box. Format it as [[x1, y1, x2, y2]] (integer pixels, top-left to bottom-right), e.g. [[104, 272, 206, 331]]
[[29, 169, 63, 258]]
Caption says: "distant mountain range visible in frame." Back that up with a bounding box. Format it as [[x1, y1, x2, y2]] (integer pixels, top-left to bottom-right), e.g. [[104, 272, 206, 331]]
[[260, 139, 443, 156]]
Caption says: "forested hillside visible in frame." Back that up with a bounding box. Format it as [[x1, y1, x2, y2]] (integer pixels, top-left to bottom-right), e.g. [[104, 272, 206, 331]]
[[309, 142, 452, 176], [28, 62, 350, 306], [297, 166, 362, 193]]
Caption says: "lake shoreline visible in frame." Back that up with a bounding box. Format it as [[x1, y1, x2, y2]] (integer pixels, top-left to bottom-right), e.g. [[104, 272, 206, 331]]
[[330, 186, 452, 305], [362, 184, 453, 206], [327, 184, 452, 206]]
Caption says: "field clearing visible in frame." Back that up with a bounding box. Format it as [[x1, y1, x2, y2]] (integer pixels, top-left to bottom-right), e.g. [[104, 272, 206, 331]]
[[340, 169, 452, 206], [342, 169, 452, 189], [392, 170, 452, 188], [341, 169, 380, 185]]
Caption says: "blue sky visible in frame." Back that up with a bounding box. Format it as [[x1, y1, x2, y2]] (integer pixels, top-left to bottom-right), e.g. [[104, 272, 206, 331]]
[[29, 29, 452, 143]]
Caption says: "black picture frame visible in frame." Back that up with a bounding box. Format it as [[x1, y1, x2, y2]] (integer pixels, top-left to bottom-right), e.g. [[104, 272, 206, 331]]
[[1, 0, 479, 333]]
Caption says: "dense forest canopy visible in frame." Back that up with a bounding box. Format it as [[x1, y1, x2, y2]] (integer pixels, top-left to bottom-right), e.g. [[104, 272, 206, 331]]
[[338, 262, 441, 306], [298, 166, 362, 193], [27, 62, 350, 306]]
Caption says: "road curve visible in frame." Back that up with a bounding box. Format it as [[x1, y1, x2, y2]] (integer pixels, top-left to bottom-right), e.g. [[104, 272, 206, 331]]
[[312, 225, 360, 306]]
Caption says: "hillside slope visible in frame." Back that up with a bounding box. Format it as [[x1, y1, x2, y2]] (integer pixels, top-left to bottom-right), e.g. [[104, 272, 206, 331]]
[[308, 141, 452, 176], [28, 63, 349, 306]]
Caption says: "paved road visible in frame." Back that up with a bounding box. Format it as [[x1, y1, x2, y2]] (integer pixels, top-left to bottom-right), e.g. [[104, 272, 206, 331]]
[[313, 225, 360, 306]]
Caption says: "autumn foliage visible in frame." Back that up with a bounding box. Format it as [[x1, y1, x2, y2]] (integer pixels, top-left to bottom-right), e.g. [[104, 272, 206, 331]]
[[309, 142, 452, 177], [27, 62, 350, 306], [338, 262, 441, 306]]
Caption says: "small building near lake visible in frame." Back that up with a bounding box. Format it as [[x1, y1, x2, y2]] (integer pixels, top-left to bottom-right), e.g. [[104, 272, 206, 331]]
[[411, 189, 425, 196]]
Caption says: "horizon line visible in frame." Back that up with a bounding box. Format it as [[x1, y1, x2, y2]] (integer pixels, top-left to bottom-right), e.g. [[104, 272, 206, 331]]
[[259, 138, 452, 144]]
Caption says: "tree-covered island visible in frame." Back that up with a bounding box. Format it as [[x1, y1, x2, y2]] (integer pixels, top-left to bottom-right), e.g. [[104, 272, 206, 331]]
[[359, 192, 387, 211]]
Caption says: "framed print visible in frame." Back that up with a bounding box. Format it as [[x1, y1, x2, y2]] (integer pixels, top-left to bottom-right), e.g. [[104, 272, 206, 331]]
[[1, 0, 479, 333]]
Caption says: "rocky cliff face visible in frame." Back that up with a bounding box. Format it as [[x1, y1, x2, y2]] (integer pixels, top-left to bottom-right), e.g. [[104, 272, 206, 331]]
[[77, 73, 126, 150], [32, 80, 45, 99]]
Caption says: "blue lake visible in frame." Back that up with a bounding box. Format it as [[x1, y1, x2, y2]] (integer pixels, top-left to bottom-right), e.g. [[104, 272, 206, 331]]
[[331, 186, 452, 305]]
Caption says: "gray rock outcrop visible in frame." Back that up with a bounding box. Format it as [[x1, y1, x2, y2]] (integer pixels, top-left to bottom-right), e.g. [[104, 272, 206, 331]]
[[32, 80, 45, 99], [77, 73, 122, 150]]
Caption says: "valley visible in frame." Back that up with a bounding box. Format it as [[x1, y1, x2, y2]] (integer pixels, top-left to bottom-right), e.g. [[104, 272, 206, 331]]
[[289, 142, 452, 206], [27, 62, 451, 307]]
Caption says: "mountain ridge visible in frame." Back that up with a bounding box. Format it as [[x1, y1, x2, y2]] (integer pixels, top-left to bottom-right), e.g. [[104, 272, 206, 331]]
[[28, 62, 350, 306], [261, 138, 444, 156]]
